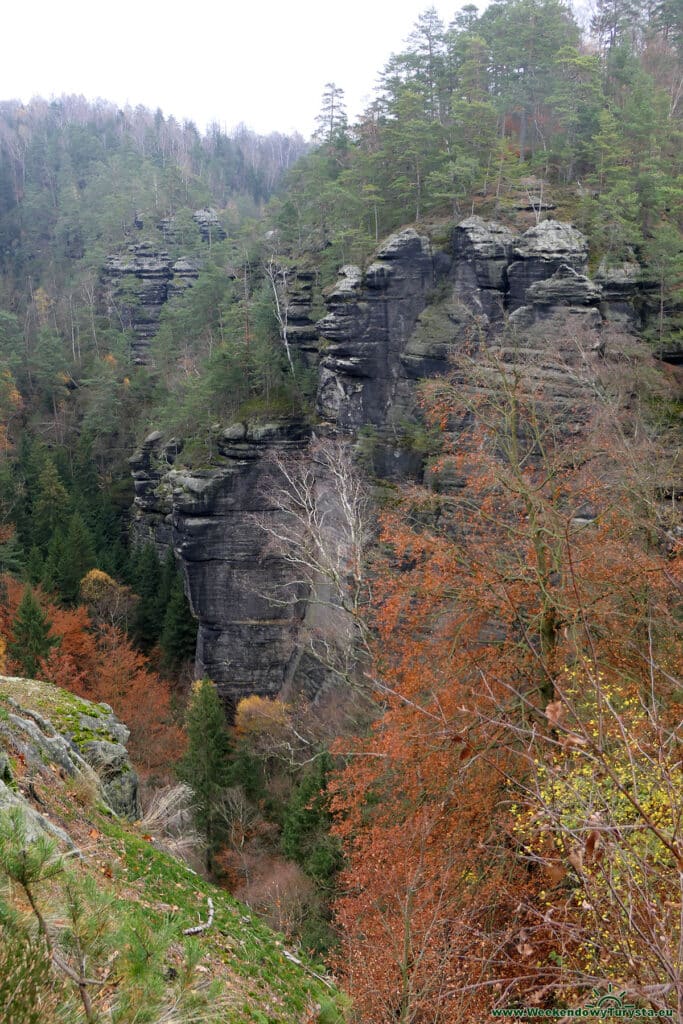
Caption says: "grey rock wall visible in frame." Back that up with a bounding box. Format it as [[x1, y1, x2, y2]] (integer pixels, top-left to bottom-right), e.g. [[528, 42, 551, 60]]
[[101, 242, 200, 364], [317, 229, 435, 431], [130, 216, 654, 705], [0, 678, 141, 820]]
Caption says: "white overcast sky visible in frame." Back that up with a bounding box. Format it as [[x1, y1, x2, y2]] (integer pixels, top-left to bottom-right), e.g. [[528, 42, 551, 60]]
[[2, 0, 486, 139]]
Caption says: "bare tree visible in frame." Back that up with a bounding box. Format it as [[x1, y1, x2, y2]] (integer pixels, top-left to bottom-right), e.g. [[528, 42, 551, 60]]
[[253, 437, 374, 697], [264, 256, 295, 374]]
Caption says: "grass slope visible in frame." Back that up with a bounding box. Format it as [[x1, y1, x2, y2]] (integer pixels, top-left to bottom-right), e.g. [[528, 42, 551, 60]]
[[0, 675, 348, 1024]]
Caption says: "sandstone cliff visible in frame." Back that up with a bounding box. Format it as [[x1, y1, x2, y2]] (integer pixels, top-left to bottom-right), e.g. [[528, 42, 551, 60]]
[[130, 216, 666, 706]]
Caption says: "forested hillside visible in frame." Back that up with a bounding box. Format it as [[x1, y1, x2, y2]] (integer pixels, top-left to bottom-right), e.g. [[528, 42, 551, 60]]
[[0, 0, 681, 1021]]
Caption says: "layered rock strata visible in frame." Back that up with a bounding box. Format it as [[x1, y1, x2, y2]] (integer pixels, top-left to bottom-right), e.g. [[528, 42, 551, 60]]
[[101, 243, 200, 363], [131, 422, 312, 707], [131, 216, 657, 703], [317, 230, 436, 432]]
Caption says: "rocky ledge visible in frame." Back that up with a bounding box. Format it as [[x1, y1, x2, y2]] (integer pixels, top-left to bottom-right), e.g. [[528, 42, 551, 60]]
[[0, 676, 141, 831]]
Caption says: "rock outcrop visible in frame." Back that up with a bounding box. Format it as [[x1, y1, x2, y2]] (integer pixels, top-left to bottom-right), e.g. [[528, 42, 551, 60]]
[[452, 216, 515, 319], [507, 219, 589, 310], [130, 421, 312, 707], [284, 266, 320, 369], [192, 207, 227, 243], [129, 430, 183, 550], [131, 216, 660, 705], [0, 676, 141, 823], [101, 243, 200, 363], [317, 229, 436, 432]]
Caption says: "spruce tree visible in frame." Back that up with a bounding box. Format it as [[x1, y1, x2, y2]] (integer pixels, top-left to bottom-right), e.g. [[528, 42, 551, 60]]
[[159, 549, 177, 610], [31, 461, 71, 552], [281, 753, 343, 887], [67, 513, 96, 599], [177, 680, 232, 873], [41, 531, 67, 596], [25, 545, 44, 586], [40, 515, 95, 606], [8, 587, 59, 678]]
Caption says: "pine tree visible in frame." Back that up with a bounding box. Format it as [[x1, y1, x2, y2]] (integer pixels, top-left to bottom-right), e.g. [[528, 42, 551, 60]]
[[314, 83, 348, 146], [176, 680, 233, 872], [8, 587, 59, 678]]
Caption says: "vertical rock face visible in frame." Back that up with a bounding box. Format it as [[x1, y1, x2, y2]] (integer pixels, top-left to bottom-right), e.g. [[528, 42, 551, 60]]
[[452, 216, 515, 320], [130, 421, 311, 707], [283, 267, 320, 370], [594, 259, 649, 329], [507, 220, 589, 310], [317, 230, 435, 431], [130, 216, 659, 705], [129, 431, 183, 550], [101, 243, 200, 364]]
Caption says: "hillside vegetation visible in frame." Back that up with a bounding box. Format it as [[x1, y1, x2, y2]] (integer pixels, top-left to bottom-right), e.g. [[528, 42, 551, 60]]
[[0, 674, 347, 1024], [0, 1, 680, 1021]]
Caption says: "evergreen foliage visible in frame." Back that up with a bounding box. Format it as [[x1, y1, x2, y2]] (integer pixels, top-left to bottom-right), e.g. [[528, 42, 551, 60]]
[[8, 587, 59, 677], [41, 512, 96, 605], [129, 543, 164, 649], [281, 754, 343, 889], [177, 680, 233, 872]]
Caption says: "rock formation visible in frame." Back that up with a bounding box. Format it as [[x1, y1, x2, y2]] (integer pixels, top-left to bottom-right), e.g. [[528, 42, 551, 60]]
[[0, 675, 140, 824], [317, 229, 436, 432], [130, 216, 658, 706], [101, 242, 201, 364], [506, 219, 589, 309]]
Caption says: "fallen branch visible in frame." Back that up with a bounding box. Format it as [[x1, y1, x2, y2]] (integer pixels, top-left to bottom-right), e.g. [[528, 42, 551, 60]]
[[183, 896, 214, 935], [282, 948, 335, 990]]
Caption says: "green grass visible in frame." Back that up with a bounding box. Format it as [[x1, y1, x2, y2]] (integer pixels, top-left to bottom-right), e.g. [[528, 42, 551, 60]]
[[0, 674, 349, 1022]]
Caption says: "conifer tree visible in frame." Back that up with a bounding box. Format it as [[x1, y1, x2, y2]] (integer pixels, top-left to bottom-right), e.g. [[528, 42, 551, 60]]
[[61, 513, 97, 604], [177, 679, 232, 872], [31, 461, 71, 552], [8, 587, 59, 678], [26, 545, 44, 586], [314, 83, 348, 146], [282, 752, 343, 887], [41, 531, 67, 595]]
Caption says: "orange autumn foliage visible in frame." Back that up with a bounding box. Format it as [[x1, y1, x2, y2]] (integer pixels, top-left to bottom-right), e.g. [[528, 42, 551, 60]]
[[328, 373, 682, 1021]]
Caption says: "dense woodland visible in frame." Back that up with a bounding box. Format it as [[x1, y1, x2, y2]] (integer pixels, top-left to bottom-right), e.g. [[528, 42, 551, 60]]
[[0, 0, 681, 1020]]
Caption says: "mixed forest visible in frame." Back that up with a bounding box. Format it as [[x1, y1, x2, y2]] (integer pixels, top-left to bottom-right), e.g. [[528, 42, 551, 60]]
[[0, 0, 681, 1020]]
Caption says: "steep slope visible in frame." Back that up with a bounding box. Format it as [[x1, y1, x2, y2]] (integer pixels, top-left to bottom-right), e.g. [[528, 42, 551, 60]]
[[0, 675, 347, 1024]]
